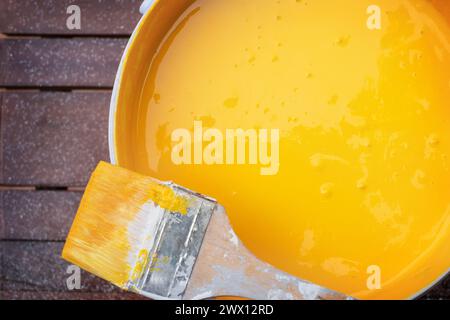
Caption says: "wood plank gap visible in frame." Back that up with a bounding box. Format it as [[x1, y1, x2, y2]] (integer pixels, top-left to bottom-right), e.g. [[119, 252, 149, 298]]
[[0, 186, 85, 191], [0, 88, 40, 93], [35, 186, 69, 191], [71, 88, 113, 93], [0, 186, 36, 191], [67, 187, 86, 192]]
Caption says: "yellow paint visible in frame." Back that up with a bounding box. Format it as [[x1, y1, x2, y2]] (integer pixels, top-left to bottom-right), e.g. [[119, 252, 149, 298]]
[[131, 249, 150, 282], [114, 0, 450, 299], [62, 161, 188, 288]]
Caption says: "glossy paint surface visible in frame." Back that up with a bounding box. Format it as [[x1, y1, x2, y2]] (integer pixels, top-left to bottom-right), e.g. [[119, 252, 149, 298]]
[[114, 0, 450, 299]]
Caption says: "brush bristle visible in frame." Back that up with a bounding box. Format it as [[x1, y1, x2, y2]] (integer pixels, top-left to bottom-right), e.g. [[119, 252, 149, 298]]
[[62, 161, 188, 289]]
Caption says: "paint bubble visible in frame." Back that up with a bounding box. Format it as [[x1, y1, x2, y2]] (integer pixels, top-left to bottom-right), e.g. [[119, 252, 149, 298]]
[[320, 183, 334, 197], [427, 134, 440, 146], [356, 179, 367, 190], [310, 156, 321, 168], [328, 95, 339, 105], [336, 36, 351, 48], [224, 97, 239, 109], [411, 170, 426, 189]]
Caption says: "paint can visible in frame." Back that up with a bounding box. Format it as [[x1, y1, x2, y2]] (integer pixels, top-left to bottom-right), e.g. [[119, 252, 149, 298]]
[[108, 0, 449, 299]]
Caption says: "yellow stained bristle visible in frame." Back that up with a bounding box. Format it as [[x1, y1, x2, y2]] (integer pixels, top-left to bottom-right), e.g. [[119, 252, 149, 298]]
[[62, 161, 188, 288]]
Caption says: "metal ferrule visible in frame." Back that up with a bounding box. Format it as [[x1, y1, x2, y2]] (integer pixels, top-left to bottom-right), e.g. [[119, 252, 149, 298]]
[[128, 183, 216, 299]]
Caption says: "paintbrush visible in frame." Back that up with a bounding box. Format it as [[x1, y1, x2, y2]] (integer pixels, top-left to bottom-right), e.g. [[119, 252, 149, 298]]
[[62, 161, 352, 300]]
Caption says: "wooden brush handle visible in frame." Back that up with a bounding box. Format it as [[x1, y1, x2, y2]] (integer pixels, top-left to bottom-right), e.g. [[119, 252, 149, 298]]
[[184, 206, 352, 300]]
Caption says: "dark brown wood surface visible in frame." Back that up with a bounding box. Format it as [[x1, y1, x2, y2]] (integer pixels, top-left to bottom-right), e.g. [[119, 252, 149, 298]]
[[1, 91, 110, 186], [0, 0, 142, 300], [1, 191, 81, 240], [0, 0, 448, 301], [0, 39, 127, 87], [0, 0, 141, 35]]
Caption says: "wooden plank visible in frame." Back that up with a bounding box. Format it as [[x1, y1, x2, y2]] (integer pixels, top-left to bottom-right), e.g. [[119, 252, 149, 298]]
[[0, 0, 142, 36], [2, 241, 120, 293], [0, 192, 4, 240], [0, 93, 3, 241], [0, 38, 127, 87], [0, 240, 4, 291], [1, 91, 110, 186], [0, 92, 3, 184], [0, 291, 147, 300], [1, 190, 82, 241]]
